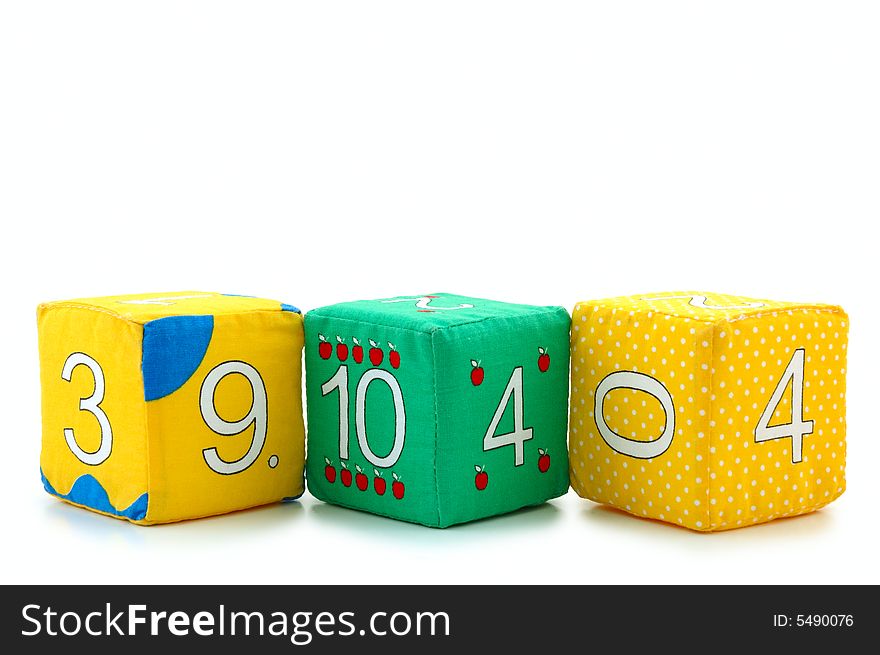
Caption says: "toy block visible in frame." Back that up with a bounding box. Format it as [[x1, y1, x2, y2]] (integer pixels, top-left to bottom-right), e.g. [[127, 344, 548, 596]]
[[305, 294, 570, 527], [569, 292, 848, 530], [37, 292, 305, 523]]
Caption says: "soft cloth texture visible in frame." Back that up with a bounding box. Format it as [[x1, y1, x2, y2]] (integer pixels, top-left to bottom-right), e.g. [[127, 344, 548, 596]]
[[568, 291, 848, 531], [305, 293, 571, 527], [37, 291, 305, 524]]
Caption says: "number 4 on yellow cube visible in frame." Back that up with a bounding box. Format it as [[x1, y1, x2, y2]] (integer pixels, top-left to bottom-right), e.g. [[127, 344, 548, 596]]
[[569, 292, 848, 531], [37, 292, 305, 524]]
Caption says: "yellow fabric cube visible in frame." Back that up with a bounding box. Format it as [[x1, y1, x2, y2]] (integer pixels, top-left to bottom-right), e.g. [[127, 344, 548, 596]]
[[37, 292, 305, 524], [569, 292, 848, 531]]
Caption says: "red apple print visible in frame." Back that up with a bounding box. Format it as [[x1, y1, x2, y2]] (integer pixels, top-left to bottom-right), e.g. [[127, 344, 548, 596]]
[[336, 336, 349, 361], [355, 465, 368, 491], [373, 469, 386, 495], [318, 334, 332, 360], [392, 472, 405, 499], [368, 339, 384, 366], [324, 456, 336, 483], [474, 465, 488, 491], [388, 342, 400, 369], [352, 337, 364, 364], [538, 448, 551, 473], [470, 359, 484, 386], [340, 462, 352, 487], [538, 347, 550, 372]]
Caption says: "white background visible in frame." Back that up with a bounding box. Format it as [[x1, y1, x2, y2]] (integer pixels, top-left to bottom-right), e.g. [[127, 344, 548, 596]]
[[1, 1, 877, 585]]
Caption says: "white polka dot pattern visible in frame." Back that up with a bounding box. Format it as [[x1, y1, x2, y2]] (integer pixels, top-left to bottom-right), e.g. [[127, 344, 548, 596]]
[[569, 292, 848, 531]]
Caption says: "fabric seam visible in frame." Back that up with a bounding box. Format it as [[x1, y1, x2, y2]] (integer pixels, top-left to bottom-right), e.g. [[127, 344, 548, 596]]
[[137, 322, 154, 521], [430, 329, 442, 527], [705, 321, 718, 529], [578, 301, 844, 326], [40, 302, 295, 325], [308, 306, 566, 336]]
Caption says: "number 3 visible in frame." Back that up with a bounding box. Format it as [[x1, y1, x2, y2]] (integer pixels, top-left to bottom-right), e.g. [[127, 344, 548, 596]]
[[61, 354, 270, 475], [61, 352, 113, 466]]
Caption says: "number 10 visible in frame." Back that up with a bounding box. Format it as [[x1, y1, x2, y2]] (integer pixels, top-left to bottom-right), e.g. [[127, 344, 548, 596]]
[[322, 365, 406, 468]]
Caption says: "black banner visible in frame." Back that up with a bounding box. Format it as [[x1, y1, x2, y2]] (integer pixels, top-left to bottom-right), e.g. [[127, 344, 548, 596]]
[[2, 585, 870, 652]]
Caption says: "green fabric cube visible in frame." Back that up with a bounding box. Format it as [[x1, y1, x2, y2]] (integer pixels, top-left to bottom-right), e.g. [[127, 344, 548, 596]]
[[305, 293, 570, 527]]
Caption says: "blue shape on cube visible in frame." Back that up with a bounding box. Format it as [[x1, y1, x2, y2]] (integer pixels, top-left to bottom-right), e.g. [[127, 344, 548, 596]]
[[142, 315, 214, 401], [41, 470, 149, 521]]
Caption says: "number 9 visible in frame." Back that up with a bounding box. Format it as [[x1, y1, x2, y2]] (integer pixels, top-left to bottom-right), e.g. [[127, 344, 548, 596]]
[[199, 361, 267, 475]]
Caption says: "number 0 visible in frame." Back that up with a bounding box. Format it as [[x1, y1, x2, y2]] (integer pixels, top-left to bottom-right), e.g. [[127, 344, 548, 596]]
[[594, 371, 675, 459]]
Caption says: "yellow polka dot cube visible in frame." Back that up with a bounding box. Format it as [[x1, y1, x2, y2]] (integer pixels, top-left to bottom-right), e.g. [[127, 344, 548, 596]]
[[569, 292, 848, 531], [37, 292, 305, 524]]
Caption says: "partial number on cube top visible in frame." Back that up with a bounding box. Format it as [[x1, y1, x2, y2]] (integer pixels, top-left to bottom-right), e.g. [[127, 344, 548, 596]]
[[37, 291, 306, 524], [304, 293, 571, 527], [569, 292, 848, 531]]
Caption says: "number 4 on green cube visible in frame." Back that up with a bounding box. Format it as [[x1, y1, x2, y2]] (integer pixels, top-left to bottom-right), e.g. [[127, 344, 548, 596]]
[[305, 294, 571, 527]]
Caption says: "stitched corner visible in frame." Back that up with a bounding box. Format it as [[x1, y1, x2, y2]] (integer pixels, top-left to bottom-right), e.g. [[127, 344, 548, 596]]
[[705, 321, 719, 530], [137, 323, 154, 523], [430, 329, 443, 527]]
